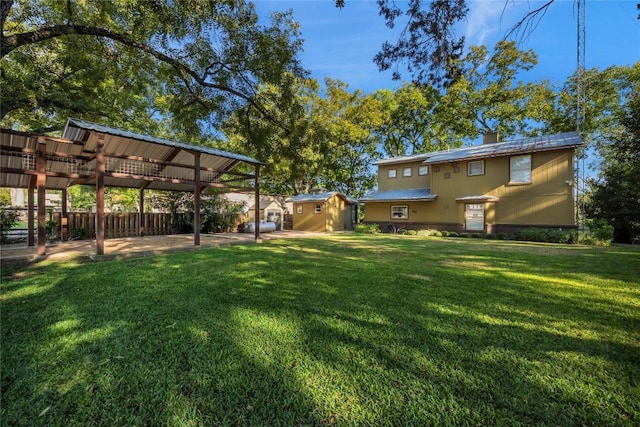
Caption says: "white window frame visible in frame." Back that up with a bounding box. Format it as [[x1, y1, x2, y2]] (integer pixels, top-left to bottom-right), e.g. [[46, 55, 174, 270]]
[[388, 168, 397, 179], [314, 204, 322, 214], [296, 205, 302, 214], [403, 167, 412, 177], [467, 160, 484, 176], [418, 165, 429, 176], [510, 154, 532, 184], [391, 205, 408, 220]]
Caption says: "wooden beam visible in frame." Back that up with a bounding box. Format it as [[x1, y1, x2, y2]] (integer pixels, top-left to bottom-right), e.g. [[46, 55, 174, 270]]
[[139, 189, 145, 237], [27, 175, 35, 247], [61, 188, 68, 241], [36, 139, 47, 255], [194, 152, 201, 246], [254, 164, 261, 243], [95, 134, 106, 255]]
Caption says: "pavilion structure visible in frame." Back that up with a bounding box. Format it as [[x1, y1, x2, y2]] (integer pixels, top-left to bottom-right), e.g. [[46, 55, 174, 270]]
[[0, 118, 264, 256]]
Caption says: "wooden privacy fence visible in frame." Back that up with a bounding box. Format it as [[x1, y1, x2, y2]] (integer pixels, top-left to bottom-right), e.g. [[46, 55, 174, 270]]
[[52, 212, 172, 239]]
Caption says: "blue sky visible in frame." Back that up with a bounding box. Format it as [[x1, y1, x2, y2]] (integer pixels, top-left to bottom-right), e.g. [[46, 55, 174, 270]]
[[255, 0, 640, 93]]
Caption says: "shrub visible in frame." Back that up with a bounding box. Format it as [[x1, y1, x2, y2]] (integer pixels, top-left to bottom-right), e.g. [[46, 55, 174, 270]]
[[448, 231, 459, 237], [440, 230, 450, 237], [497, 233, 509, 240], [485, 234, 496, 240], [513, 227, 577, 244], [404, 229, 417, 236], [70, 227, 90, 240], [0, 205, 20, 244], [355, 223, 380, 234], [471, 233, 482, 238], [582, 219, 614, 246]]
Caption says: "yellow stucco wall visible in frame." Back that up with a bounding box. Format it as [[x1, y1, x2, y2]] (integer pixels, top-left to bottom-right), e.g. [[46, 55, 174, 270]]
[[366, 149, 576, 229], [292, 202, 327, 232], [377, 160, 431, 191]]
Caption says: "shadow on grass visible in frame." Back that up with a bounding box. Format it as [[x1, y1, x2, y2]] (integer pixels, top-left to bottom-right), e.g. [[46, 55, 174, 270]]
[[2, 236, 639, 425]]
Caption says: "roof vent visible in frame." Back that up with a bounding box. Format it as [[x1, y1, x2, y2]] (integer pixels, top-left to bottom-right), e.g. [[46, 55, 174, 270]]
[[483, 131, 500, 144], [310, 187, 326, 195]]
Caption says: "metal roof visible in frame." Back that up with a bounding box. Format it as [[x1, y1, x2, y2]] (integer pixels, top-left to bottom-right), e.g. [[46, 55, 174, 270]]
[[63, 118, 263, 166], [455, 195, 500, 203], [359, 188, 437, 203], [288, 191, 357, 204], [422, 132, 583, 165], [373, 152, 432, 166], [1, 119, 263, 193]]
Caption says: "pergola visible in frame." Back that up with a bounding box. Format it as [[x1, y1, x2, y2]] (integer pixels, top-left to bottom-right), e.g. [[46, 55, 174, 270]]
[[0, 118, 264, 256]]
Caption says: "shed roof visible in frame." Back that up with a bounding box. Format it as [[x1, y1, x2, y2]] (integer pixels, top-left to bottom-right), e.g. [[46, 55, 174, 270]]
[[359, 188, 437, 203], [422, 132, 583, 165], [288, 191, 357, 204]]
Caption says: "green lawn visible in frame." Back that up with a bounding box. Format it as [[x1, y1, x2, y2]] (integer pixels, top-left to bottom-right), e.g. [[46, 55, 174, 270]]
[[1, 235, 639, 426]]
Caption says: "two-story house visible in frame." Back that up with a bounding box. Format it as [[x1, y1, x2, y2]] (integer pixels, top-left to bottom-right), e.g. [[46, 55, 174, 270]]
[[360, 132, 584, 235]]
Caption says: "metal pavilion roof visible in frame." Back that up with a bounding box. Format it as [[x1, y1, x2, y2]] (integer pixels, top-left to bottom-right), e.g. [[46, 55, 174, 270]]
[[1, 119, 263, 193], [422, 132, 584, 165]]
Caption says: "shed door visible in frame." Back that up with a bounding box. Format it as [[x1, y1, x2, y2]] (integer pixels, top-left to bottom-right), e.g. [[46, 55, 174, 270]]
[[465, 204, 484, 231], [266, 209, 281, 230]]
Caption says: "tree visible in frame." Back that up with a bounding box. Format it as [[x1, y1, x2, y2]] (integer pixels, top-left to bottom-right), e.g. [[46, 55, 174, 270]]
[[374, 83, 460, 157], [336, 0, 561, 88], [1, 0, 305, 138], [373, 0, 468, 87], [584, 91, 640, 242], [222, 78, 383, 197], [437, 40, 556, 140], [319, 79, 384, 198]]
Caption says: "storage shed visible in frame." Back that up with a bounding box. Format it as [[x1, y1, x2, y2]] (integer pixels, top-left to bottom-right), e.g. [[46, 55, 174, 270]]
[[288, 191, 357, 232]]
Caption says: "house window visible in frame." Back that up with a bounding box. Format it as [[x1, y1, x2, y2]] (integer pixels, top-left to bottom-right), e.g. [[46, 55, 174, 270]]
[[296, 205, 302, 214], [419, 165, 429, 176], [468, 160, 484, 176], [388, 168, 397, 178], [403, 167, 412, 177], [391, 205, 408, 219], [433, 165, 440, 172], [510, 155, 532, 183], [314, 204, 322, 214]]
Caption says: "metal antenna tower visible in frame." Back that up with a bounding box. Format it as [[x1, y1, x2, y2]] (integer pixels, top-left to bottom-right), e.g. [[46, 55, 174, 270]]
[[575, 0, 586, 228]]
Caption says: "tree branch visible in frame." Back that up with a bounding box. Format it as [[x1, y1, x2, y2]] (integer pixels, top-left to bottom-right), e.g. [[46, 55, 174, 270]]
[[2, 23, 285, 129]]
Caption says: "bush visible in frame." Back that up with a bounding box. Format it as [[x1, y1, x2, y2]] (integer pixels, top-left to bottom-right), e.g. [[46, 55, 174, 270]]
[[404, 229, 417, 236], [355, 223, 380, 234], [0, 205, 20, 243], [583, 219, 614, 246], [497, 233, 509, 240], [513, 227, 577, 244], [440, 230, 450, 237], [448, 231, 459, 237]]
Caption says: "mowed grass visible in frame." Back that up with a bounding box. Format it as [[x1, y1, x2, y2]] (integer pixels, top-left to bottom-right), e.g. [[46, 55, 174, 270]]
[[1, 234, 639, 426]]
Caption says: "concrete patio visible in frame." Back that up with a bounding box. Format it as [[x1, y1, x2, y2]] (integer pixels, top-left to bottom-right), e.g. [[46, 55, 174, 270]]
[[0, 231, 323, 265]]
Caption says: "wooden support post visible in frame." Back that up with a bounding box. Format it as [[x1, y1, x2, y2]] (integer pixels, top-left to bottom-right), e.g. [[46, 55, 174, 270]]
[[36, 139, 47, 255], [139, 189, 145, 237], [254, 164, 261, 243], [61, 189, 68, 241], [194, 152, 201, 246], [27, 175, 35, 247], [95, 134, 105, 255]]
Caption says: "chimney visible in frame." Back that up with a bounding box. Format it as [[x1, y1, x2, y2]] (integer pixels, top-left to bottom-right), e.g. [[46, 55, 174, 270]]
[[483, 131, 499, 144]]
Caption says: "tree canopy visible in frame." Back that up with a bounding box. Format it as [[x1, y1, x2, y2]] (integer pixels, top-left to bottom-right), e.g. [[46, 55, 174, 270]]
[[1, 0, 305, 138]]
